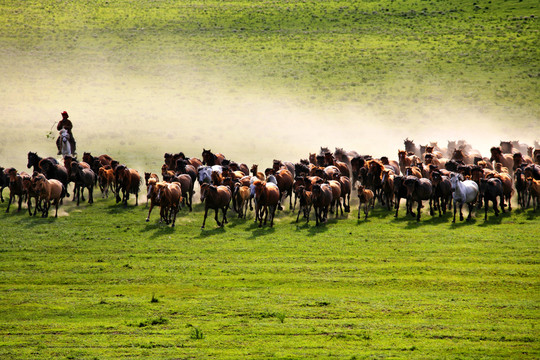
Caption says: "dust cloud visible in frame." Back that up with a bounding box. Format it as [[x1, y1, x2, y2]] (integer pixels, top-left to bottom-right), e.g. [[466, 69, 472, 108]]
[[1, 57, 537, 173]]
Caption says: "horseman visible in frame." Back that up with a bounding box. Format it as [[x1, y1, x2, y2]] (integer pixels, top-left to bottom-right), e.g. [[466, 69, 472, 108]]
[[56, 111, 76, 155]]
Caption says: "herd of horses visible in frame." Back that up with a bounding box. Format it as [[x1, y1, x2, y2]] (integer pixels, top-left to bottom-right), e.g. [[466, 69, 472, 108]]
[[1, 139, 540, 228]]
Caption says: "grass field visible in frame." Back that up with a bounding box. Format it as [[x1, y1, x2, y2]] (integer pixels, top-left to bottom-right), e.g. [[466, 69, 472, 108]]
[[0, 196, 539, 359], [0, 0, 539, 358]]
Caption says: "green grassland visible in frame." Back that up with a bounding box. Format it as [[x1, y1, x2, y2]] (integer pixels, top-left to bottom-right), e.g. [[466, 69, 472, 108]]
[[1, 0, 539, 359], [0, 197, 539, 359]]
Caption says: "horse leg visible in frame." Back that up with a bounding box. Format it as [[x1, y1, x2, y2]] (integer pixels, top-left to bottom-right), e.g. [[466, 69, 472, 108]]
[[484, 197, 489, 220], [452, 200, 457, 223], [54, 200, 59, 218], [146, 202, 155, 222], [201, 206, 209, 229], [494, 197, 500, 217], [466, 202, 473, 221], [88, 186, 93, 204], [223, 205, 228, 225], [270, 205, 276, 227], [214, 208, 222, 227], [394, 197, 400, 218], [364, 203, 368, 220]]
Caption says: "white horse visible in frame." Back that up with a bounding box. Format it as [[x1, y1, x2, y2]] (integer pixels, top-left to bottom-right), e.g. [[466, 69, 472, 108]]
[[450, 174, 479, 222], [59, 128, 72, 157], [197, 165, 223, 185]]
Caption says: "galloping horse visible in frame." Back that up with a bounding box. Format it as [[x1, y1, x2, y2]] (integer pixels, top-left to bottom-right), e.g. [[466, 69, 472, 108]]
[[27, 152, 58, 173], [403, 177, 433, 222], [490, 147, 514, 174], [115, 165, 141, 206], [431, 171, 452, 217], [201, 149, 225, 166], [33, 174, 65, 217], [357, 185, 374, 220], [311, 183, 332, 226], [200, 183, 232, 228], [450, 174, 479, 223], [252, 179, 280, 227], [155, 182, 182, 226], [479, 178, 504, 220]]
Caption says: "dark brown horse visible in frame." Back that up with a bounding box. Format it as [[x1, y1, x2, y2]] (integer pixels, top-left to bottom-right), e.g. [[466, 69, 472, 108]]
[[38, 158, 69, 197], [27, 152, 58, 173], [479, 178, 504, 220], [172, 174, 194, 211], [312, 183, 332, 226], [200, 183, 232, 228], [403, 177, 433, 222], [70, 162, 96, 206], [115, 165, 141, 206], [5, 168, 25, 213], [202, 149, 225, 166], [431, 171, 452, 217]]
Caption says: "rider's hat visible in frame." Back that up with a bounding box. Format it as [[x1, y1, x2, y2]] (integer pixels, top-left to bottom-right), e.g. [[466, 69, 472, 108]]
[[61, 111, 68, 117]]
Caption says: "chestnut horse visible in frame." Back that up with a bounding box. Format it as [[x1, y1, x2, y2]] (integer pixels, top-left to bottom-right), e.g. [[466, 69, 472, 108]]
[[252, 179, 280, 227], [357, 185, 374, 220], [490, 147, 514, 173], [156, 182, 182, 226], [33, 174, 65, 217], [200, 183, 232, 228], [115, 165, 141, 206]]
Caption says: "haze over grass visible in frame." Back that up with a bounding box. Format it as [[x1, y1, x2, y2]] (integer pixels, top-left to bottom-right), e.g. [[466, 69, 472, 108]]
[[0, 0, 538, 169]]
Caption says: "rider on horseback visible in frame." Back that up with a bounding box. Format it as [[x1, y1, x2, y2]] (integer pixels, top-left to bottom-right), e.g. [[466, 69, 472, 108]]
[[56, 111, 76, 155]]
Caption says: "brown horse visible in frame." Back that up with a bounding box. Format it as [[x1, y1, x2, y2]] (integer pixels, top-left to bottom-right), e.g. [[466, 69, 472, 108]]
[[490, 147, 514, 173], [512, 152, 533, 171], [70, 162, 95, 206], [295, 185, 313, 223], [145, 178, 162, 222], [250, 164, 265, 181], [398, 150, 419, 175], [327, 180, 343, 217], [38, 158, 69, 197], [172, 173, 193, 211], [21, 173, 41, 216], [403, 177, 433, 221], [452, 149, 474, 165], [252, 179, 280, 227], [269, 168, 294, 211], [381, 169, 394, 211], [156, 182, 182, 226], [33, 174, 65, 217], [312, 183, 333, 226], [5, 168, 25, 213], [526, 177, 540, 211], [357, 185, 374, 220], [336, 175, 352, 213], [486, 173, 513, 211], [115, 165, 141, 206], [233, 183, 251, 219], [98, 167, 115, 198], [202, 149, 225, 166], [200, 183, 232, 228]]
